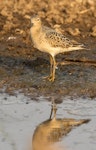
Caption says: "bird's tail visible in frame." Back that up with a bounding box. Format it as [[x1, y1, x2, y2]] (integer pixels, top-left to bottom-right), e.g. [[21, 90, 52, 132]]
[[72, 43, 86, 50], [71, 43, 90, 51], [68, 119, 90, 126]]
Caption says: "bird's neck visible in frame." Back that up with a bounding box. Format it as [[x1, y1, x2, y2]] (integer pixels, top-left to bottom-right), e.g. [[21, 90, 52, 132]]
[[31, 23, 42, 34], [30, 25, 44, 42]]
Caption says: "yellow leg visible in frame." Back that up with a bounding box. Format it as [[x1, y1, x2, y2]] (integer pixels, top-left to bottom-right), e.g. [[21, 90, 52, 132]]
[[49, 55, 53, 77], [48, 56, 56, 82], [52, 56, 56, 81], [43, 55, 53, 79], [43, 55, 56, 82]]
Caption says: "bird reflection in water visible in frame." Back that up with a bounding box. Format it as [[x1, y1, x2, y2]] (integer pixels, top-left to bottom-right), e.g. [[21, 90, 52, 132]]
[[32, 100, 90, 150]]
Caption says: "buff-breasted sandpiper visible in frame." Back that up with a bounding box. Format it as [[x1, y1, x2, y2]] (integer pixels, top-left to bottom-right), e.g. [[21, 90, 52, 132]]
[[30, 15, 86, 82]]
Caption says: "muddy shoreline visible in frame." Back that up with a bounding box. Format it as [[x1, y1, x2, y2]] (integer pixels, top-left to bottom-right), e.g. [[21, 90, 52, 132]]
[[0, 0, 96, 100]]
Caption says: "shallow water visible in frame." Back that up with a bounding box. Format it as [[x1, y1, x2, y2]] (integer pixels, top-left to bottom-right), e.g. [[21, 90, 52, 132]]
[[0, 93, 96, 150]]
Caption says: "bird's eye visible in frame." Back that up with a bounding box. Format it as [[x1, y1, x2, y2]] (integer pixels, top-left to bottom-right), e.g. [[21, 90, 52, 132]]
[[37, 18, 40, 21]]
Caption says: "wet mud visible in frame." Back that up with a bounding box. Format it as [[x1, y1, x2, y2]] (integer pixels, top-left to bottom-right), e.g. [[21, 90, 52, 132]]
[[0, 0, 96, 99]]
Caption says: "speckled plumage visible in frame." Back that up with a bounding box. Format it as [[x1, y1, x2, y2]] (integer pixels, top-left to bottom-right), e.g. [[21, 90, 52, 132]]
[[30, 15, 85, 81]]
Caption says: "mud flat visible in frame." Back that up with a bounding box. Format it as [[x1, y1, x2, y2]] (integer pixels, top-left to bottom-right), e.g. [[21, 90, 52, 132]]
[[0, 1, 96, 150], [0, 0, 96, 98]]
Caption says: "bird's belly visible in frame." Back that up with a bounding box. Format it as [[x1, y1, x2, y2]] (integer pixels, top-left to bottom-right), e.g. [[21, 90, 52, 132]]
[[34, 41, 52, 53], [33, 38, 66, 56]]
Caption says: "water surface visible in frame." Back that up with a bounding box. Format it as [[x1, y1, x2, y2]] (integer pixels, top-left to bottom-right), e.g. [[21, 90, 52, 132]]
[[0, 93, 96, 150]]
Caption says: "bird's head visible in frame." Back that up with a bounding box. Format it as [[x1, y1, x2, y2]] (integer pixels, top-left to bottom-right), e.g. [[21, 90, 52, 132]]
[[30, 15, 41, 28]]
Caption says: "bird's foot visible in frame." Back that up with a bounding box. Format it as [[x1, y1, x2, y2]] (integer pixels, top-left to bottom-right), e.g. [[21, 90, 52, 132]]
[[42, 75, 55, 82], [48, 76, 55, 82]]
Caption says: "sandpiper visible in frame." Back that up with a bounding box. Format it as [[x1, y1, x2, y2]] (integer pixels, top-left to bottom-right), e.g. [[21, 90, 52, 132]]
[[30, 15, 86, 82]]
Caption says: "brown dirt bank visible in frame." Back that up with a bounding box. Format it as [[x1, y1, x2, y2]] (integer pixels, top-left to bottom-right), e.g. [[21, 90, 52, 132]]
[[0, 0, 96, 100]]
